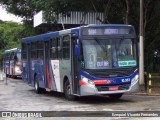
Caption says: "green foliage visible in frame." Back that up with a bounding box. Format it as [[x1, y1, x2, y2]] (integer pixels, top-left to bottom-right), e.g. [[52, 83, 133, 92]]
[[0, 21, 23, 67], [0, 0, 41, 19]]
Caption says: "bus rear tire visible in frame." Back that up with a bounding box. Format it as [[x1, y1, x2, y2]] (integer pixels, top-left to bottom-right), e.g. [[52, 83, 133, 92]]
[[64, 80, 76, 101], [13, 76, 17, 79], [34, 75, 41, 94], [109, 93, 123, 99]]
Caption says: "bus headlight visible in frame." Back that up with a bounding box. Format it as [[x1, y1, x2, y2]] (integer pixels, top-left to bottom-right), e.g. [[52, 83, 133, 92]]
[[80, 76, 95, 86], [82, 77, 88, 83], [131, 74, 139, 86]]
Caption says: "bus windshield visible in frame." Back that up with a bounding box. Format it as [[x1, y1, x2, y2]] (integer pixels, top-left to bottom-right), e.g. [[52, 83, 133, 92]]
[[81, 38, 137, 69], [17, 52, 21, 61], [16, 52, 21, 65]]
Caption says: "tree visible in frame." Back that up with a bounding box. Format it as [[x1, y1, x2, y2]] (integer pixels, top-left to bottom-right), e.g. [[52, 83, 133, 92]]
[[0, 21, 23, 68], [1, 0, 160, 71]]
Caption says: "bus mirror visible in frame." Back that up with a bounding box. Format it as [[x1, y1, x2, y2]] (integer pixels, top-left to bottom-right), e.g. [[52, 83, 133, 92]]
[[72, 33, 78, 39], [14, 56, 18, 61], [51, 47, 56, 53]]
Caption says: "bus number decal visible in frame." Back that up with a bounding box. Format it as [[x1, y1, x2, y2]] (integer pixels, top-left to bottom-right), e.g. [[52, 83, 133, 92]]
[[121, 78, 130, 83]]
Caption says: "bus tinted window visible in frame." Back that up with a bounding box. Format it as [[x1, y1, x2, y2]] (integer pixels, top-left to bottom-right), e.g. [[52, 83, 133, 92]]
[[50, 37, 62, 59], [31, 42, 37, 59], [17, 52, 21, 61], [6, 53, 10, 60], [37, 41, 44, 59], [50, 38, 58, 59], [62, 35, 70, 59], [22, 43, 27, 59]]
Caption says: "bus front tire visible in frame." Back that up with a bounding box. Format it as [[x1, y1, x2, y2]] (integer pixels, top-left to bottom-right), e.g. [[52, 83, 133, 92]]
[[109, 93, 123, 99], [34, 75, 41, 94], [64, 80, 76, 101]]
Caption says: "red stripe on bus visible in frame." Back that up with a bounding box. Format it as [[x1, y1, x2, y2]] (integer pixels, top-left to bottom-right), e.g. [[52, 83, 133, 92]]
[[46, 64, 51, 89]]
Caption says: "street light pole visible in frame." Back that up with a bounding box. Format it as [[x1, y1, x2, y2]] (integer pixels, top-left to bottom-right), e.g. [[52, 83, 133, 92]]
[[139, 0, 144, 85]]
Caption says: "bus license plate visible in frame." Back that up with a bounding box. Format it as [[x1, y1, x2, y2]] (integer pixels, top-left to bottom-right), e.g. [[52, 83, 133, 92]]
[[108, 86, 119, 91]]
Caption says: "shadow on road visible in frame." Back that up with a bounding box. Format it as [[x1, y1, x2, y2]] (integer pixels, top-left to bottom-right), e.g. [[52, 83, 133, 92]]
[[76, 95, 134, 104], [28, 88, 134, 104]]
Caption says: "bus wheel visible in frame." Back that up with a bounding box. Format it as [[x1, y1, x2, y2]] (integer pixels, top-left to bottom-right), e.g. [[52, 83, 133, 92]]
[[13, 76, 17, 79], [64, 80, 76, 101], [109, 93, 123, 99], [34, 75, 41, 94]]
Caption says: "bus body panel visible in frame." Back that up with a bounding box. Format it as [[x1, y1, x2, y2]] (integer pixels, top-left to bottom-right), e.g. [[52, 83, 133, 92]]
[[50, 60, 59, 91], [30, 60, 45, 88]]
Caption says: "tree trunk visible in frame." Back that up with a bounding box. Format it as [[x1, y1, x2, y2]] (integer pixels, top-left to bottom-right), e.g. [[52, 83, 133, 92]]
[[125, 0, 130, 24]]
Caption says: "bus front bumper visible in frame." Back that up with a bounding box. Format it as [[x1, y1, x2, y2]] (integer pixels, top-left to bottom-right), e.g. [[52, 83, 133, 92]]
[[80, 79, 139, 96]]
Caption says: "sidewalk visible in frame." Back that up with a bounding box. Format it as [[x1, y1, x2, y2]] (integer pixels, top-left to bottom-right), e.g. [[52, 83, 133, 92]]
[[0, 71, 7, 85]]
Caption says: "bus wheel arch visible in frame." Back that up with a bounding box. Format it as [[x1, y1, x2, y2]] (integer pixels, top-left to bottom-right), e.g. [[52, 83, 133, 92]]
[[63, 76, 76, 101]]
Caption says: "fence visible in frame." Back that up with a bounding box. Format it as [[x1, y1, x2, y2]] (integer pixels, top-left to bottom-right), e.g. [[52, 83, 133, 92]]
[[146, 73, 160, 95]]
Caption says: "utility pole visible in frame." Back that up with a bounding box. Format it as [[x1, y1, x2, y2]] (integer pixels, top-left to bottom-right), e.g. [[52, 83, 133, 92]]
[[139, 0, 144, 84]]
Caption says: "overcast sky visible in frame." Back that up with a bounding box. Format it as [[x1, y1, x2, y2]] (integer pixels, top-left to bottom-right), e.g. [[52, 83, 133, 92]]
[[0, 6, 22, 23]]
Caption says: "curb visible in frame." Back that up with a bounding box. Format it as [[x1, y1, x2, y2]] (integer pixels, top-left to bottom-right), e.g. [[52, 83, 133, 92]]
[[148, 93, 160, 96], [127, 93, 160, 96]]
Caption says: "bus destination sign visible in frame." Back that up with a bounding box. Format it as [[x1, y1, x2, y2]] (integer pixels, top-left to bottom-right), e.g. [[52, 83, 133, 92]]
[[82, 27, 132, 36]]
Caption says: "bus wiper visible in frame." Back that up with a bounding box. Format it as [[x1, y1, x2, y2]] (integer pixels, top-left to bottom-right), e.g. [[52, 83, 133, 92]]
[[94, 37, 106, 52]]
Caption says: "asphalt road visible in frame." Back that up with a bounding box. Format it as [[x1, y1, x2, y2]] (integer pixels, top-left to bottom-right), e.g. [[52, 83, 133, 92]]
[[0, 77, 160, 120]]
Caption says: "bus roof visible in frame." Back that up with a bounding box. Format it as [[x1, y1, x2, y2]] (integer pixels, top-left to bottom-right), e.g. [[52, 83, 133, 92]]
[[22, 24, 133, 43], [4, 48, 21, 53]]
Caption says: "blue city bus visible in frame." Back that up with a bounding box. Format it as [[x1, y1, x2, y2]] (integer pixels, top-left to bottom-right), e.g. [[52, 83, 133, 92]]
[[22, 24, 139, 100], [3, 48, 22, 78]]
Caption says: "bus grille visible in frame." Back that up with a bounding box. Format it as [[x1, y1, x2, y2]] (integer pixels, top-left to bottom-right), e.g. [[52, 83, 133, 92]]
[[95, 84, 130, 91], [84, 67, 137, 78]]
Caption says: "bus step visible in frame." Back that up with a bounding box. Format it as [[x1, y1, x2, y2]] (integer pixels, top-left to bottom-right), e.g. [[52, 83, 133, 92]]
[[46, 88, 51, 92]]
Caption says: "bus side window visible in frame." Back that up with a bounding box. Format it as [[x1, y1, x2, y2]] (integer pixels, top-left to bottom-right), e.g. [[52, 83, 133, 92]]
[[14, 55, 18, 61], [62, 35, 70, 59], [50, 38, 57, 59], [22, 43, 27, 60], [58, 37, 62, 59], [31, 42, 37, 59], [13, 52, 16, 60], [37, 40, 44, 59], [50, 37, 62, 60]]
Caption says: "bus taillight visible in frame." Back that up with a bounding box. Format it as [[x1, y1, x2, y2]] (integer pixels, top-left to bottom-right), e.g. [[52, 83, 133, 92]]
[[15, 66, 21, 71]]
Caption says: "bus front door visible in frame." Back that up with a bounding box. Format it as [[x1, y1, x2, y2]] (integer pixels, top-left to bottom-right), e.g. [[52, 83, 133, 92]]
[[71, 38, 79, 95]]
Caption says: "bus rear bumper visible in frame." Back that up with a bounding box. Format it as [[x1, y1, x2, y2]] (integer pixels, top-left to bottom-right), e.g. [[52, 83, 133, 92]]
[[14, 71, 22, 76], [80, 79, 139, 96]]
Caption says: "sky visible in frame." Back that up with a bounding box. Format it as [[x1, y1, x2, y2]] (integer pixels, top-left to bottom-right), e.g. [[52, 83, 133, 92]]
[[0, 6, 22, 23]]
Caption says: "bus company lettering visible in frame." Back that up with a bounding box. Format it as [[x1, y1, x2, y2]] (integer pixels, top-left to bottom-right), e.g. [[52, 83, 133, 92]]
[[53, 64, 58, 70], [121, 78, 130, 83]]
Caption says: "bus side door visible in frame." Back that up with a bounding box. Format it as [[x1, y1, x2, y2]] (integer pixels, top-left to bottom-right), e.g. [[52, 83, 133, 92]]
[[71, 37, 79, 94]]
